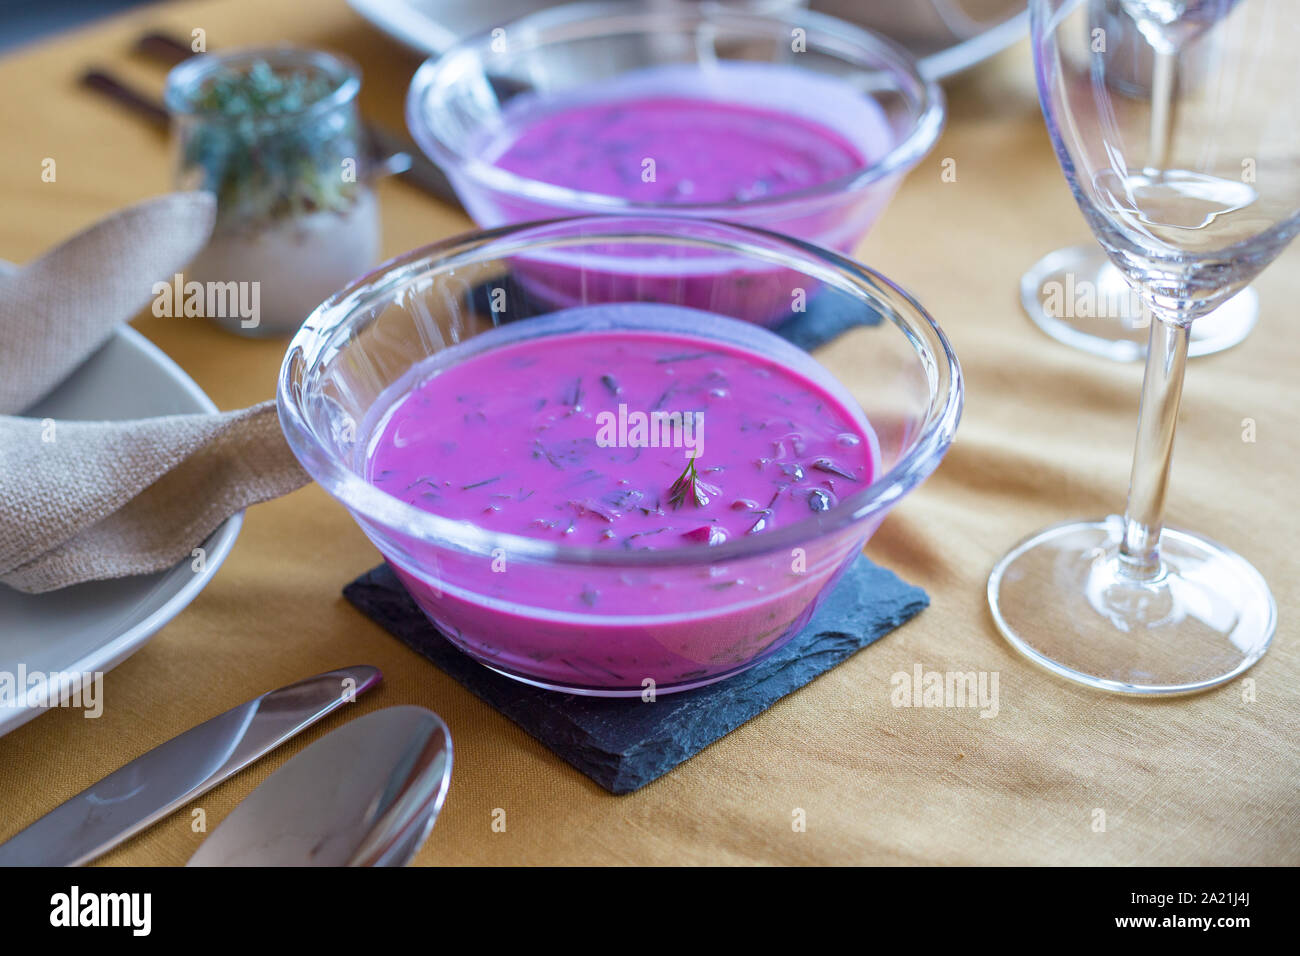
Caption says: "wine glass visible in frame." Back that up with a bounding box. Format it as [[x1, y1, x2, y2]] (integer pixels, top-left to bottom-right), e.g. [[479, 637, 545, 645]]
[[988, 0, 1299, 694], [1019, 0, 1258, 361]]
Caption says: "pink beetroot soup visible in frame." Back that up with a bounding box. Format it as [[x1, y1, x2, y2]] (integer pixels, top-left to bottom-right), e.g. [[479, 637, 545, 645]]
[[363, 317, 878, 692], [490, 96, 867, 205]]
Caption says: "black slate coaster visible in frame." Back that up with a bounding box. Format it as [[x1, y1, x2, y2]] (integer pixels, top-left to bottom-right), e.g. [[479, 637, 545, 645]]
[[769, 291, 883, 351], [469, 278, 881, 353], [344, 554, 927, 794]]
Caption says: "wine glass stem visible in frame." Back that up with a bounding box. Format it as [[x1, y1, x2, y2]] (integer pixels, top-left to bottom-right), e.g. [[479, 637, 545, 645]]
[[1119, 314, 1190, 577]]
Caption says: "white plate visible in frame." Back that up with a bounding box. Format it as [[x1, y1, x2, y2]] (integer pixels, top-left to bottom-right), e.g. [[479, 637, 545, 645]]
[[0, 265, 242, 736], [346, 0, 1028, 80]]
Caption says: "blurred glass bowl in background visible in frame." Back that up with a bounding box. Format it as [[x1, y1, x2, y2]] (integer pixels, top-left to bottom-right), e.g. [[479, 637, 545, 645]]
[[405, 0, 943, 252]]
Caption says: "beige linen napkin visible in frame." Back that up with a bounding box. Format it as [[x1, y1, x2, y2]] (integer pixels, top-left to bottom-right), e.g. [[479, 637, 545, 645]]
[[0, 193, 309, 593]]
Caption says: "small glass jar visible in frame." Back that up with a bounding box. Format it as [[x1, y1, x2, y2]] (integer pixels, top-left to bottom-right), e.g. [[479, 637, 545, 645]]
[[164, 47, 382, 338]]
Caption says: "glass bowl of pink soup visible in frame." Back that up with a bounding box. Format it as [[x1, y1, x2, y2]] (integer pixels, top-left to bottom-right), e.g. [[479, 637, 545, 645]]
[[277, 216, 961, 696], [405, 1, 943, 322]]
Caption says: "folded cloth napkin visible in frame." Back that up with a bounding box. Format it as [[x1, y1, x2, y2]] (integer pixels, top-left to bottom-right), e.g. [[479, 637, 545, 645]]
[[0, 193, 308, 593]]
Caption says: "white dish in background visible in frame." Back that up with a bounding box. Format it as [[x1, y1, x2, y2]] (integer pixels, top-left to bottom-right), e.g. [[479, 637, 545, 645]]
[[346, 0, 1028, 80], [0, 264, 242, 736]]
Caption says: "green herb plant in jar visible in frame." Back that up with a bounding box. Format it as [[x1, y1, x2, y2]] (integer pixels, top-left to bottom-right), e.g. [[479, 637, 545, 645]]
[[165, 47, 381, 337]]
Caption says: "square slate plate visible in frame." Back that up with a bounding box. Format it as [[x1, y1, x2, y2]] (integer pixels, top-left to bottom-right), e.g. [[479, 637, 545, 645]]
[[345, 553, 927, 793]]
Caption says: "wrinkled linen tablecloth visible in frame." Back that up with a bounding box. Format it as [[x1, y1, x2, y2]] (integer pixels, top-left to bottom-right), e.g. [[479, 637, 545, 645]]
[[0, 0, 1294, 865]]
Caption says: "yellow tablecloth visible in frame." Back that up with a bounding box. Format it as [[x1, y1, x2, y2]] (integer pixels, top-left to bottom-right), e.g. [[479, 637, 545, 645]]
[[1, 0, 1296, 866]]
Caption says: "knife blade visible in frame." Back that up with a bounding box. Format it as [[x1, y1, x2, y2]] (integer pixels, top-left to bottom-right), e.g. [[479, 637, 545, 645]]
[[0, 665, 381, 867]]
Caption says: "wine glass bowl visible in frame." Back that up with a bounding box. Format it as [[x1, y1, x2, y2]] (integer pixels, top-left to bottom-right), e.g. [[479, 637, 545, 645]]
[[1018, 0, 1265, 359], [1039, 0, 1300, 316], [989, 0, 1299, 694]]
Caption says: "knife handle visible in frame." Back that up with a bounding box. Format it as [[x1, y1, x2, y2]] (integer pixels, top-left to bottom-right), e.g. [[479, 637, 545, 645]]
[[80, 69, 170, 129], [134, 31, 194, 67]]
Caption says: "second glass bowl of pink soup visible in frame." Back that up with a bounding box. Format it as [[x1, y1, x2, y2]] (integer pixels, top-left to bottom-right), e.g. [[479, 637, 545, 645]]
[[277, 216, 962, 696], [405, 0, 944, 321]]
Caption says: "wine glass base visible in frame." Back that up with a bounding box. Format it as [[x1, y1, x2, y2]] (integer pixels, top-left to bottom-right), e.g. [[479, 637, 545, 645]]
[[987, 516, 1275, 695], [1020, 245, 1258, 361]]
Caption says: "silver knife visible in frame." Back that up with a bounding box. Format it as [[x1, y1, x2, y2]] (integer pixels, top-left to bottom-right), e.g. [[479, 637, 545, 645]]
[[0, 665, 381, 867]]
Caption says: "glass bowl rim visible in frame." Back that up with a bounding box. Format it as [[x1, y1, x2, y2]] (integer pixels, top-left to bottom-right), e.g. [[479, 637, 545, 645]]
[[276, 214, 963, 568], [164, 45, 362, 124], [405, 0, 946, 215]]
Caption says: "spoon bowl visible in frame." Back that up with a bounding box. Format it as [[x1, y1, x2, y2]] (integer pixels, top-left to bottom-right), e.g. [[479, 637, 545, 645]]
[[188, 706, 452, 867]]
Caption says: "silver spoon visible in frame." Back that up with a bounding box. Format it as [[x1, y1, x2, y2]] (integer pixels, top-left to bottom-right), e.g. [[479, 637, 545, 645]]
[[188, 706, 452, 867]]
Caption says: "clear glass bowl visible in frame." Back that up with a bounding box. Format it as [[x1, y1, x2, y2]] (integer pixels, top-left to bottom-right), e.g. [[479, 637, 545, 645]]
[[277, 216, 961, 695], [405, 0, 943, 255]]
